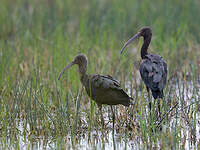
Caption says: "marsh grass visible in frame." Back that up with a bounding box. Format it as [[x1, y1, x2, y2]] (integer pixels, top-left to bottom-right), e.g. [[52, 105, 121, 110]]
[[0, 0, 200, 149]]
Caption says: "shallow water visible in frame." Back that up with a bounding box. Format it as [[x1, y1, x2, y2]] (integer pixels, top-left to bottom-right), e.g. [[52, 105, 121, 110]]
[[1, 126, 140, 149], [1, 80, 200, 150]]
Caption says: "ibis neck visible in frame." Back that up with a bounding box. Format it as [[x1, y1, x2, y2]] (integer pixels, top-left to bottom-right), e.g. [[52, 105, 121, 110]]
[[141, 35, 151, 59], [78, 64, 87, 76], [78, 64, 87, 82], [80, 73, 89, 87]]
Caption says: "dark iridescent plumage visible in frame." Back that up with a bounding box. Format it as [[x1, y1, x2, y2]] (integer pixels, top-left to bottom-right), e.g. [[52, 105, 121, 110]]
[[120, 27, 168, 119], [120, 27, 168, 99], [58, 54, 133, 127], [81, 74, 133, 106], [140, 54, 167, 99]]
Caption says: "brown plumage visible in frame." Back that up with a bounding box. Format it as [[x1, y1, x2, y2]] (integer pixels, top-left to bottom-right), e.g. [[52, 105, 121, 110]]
[[58, 54, 133, 127], [120, 27, 168, 118]]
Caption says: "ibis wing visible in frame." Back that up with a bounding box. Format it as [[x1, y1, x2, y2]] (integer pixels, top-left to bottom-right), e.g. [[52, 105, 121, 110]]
[[90, 74, 121, 90], [140, 54, 167, 91], [160, 60, 168, 90], [86, 74, 132, 106], [140, 59, 153, 89]]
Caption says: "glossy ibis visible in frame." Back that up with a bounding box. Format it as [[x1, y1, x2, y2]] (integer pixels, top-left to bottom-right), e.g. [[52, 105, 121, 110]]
[[120, 27, 168, 118], [58, 54, 133, 128]]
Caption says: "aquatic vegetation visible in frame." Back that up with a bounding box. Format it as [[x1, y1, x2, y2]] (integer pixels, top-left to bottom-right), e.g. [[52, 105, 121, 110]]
[[0, 0, 200, 149]]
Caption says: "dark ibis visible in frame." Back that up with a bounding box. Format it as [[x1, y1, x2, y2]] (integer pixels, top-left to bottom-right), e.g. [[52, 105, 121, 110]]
[[58, 54, 134, 128], [120, 27, 168, 118]]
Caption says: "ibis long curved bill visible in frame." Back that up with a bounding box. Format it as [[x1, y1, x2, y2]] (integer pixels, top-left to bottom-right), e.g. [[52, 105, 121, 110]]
[[58, 61, 74, 80], [120, 32, 141, 54]]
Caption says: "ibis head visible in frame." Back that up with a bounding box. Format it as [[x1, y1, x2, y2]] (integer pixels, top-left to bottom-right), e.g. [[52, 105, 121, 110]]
[[120, 26, 152, 54], [58, 54, 88, 80]]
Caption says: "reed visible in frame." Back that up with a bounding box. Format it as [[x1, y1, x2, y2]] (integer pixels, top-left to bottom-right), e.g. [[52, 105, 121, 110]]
[[0, 0, 200, 149]]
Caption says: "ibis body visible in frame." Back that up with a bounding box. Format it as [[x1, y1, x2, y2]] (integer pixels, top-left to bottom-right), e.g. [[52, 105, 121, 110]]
[[58, 54, 133, 127], [121, 27, 168, 99]]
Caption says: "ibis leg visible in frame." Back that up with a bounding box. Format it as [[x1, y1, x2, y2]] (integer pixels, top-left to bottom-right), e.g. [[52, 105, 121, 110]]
[[158, 98, 161, 120], [98, 105, 104, 128], [112, 128, 116, 150], [110, 106, 115, 129], [147, 87, 152, 116], [157, 98, 162, 131]]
